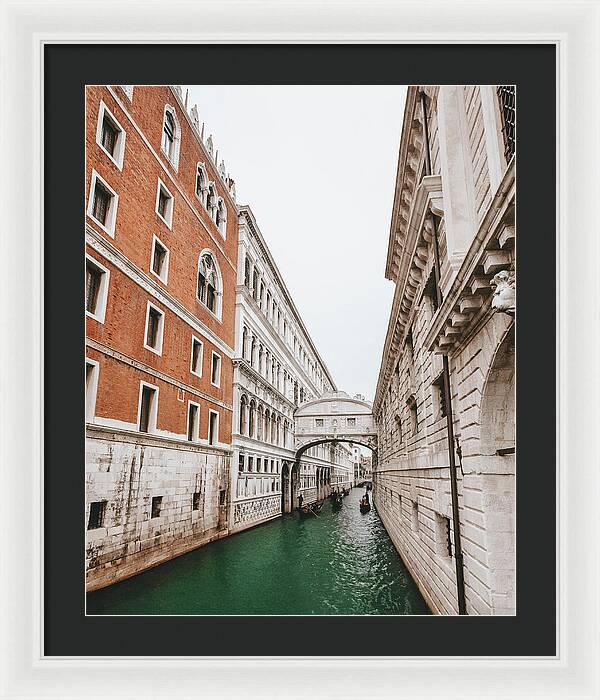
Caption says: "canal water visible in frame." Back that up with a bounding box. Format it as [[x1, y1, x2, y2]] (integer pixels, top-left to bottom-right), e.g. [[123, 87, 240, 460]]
[[87, 486, 429, 615]]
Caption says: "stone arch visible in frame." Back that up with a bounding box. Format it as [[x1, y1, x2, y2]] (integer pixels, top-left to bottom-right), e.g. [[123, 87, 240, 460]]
[[479, 325, 515, 456]]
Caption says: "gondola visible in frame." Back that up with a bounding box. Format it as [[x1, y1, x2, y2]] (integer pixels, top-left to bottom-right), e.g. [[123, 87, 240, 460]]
[[300, 502, 323, 516], [331, 494, 343, 509], [359, 500, 371, 514]]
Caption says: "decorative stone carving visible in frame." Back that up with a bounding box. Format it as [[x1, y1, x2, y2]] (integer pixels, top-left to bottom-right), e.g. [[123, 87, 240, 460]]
[[190, 104, 200, 130], [206, 135, 214, 158], [218, 160, 227, 180], [490, 268, 516, 315]]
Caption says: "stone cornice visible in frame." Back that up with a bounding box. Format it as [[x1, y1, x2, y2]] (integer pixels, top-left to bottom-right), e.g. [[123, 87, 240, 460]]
[[374, 175, 444, 409], [423, 158, 515, 354], [86, 423, 232, 454]]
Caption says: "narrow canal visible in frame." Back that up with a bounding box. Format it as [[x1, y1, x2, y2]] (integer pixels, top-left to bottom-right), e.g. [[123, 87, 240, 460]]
[[87, 487, 429, 615]]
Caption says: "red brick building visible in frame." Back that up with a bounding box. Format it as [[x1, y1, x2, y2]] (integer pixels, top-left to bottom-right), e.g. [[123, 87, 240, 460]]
[[85, 85, 239, 590]]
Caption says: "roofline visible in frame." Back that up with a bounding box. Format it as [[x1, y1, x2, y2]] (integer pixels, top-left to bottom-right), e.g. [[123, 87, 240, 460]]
[[237, 204, 337, 392]]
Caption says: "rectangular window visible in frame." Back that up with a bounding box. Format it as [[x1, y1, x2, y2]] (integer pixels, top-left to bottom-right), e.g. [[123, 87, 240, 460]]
[[256, 457, 262, 472], [144, 302, 164, 355], [238, 454, 245, 472], [190, 336, 203, 377], [87, 501, 106, 530], [138, 383, 157, 433], [497, 85, 516, 161], [85, 359, 99, 421], [187, 402, 200, 441], [315, 418, 323, 428], [155, 179, 174, 228], [87, 170, 118, 235], [248, 456, 254, 472], [411, 501, 419, 533], [219, 489, 226, 507], [192, 492, 201, 511], [95, 100, 126, 168], [150, 236, 169, 283], [208, 410, 219, 445], [347, 417, 356, 427], [151, 496, 162, 519], [85, 255, 110, 323], [211, 352, 221, 387]]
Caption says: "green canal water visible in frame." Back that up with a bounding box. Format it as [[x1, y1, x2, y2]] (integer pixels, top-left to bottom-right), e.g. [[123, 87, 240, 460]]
[[87, 487, 429, 615]]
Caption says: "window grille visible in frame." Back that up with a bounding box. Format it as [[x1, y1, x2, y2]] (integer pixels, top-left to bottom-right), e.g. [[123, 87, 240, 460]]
[[146, 307, 160, 347], [92, 183, 110, 224], [497, 86, 516, 161], [157, 190, 169, 219], [101, 116, 118, 155], [87, 501, 106, 530], [152, 242, 166, 275], [151, 496, 162, 519], [86, 263, 101, 313]]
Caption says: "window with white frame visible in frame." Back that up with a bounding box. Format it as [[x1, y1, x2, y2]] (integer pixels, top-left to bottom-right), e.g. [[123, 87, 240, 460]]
[[85, 359, 99, 422], [190, 336, 203, 377], [85, 255, 110, 323], [138, 382, 158, 433], [144, 301, 165, 355], [96, 101, 126, 170], [197, 252, 221, 316], [87, 170, 118, 236], [161, 105, 181, 169], [208, 410, 219, 446], [187, 401, 200, 442], [155, 179, 174, 229], [211, 352, 221, 387], [150, 235, 169, 283]]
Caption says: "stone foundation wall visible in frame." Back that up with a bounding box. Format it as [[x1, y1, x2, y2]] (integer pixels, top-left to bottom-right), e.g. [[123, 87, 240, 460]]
[[85, 427, 231, 591]]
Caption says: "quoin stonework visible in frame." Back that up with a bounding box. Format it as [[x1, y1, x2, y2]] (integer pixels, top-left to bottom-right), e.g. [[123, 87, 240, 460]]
[[372, 85, 516, 614]]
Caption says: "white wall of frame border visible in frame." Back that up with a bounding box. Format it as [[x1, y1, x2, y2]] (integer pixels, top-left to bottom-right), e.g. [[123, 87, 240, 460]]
[[0, 1, 598, 699]]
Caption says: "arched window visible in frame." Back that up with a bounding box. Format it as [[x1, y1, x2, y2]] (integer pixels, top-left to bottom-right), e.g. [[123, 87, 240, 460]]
[[215, 198, 227, 237], [197, 252, 221, 316], [257, 406, 264, 441], [239, 395, 248, 435], [249, 400, 256, 438], [264, 409, 270, 443], [244, 256, 252, 288], [161, 106, 180, 168], [195, 164, 207, 206]]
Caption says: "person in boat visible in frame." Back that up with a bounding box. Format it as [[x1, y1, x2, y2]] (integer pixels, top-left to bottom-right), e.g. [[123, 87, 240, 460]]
[[364, 491, 370, 504]]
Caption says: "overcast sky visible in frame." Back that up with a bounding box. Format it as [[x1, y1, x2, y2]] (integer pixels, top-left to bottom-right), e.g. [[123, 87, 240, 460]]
[[185, 85, 407, 401]]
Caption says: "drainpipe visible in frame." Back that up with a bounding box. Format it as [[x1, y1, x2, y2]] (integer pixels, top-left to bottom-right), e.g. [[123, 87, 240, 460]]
[[420, 90, 467, 615]]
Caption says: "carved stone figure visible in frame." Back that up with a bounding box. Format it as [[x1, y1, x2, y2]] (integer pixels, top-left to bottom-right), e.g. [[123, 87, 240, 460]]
[[490, 268, 515, 315], [206, 135, 214, 158], [190, 104, 199, 130]]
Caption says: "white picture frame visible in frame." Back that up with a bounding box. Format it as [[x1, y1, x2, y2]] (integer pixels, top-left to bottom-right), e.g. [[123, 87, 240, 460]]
[[1, 1, 598, 698]]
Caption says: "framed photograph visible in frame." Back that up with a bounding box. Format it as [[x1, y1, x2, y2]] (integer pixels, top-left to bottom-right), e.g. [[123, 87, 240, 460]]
[[1, 1, 598, 698]]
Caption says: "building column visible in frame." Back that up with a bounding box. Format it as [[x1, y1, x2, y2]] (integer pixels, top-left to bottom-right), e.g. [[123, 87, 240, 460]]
[[436, 85, 478, 273]]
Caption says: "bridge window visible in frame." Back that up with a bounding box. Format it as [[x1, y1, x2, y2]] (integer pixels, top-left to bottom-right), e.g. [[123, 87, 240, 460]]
[[347, 417, 356, 427], [315, 418, 323, 428]]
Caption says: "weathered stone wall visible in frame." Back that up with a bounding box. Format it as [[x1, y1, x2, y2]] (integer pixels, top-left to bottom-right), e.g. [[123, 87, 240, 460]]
[[86, 427, 230, 591], [374, 313, 515, 615]]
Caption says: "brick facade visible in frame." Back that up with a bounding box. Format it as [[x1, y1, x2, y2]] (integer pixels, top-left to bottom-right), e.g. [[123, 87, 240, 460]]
[[85, 85, 239, 591]]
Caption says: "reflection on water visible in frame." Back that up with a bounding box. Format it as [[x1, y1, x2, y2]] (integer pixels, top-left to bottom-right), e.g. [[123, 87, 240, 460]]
[[87, 487, 429, 615]]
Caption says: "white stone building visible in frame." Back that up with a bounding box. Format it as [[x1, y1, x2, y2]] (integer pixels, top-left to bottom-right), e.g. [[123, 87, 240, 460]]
[[373, 86, 515, 615], [230, 206, 342, 531]]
